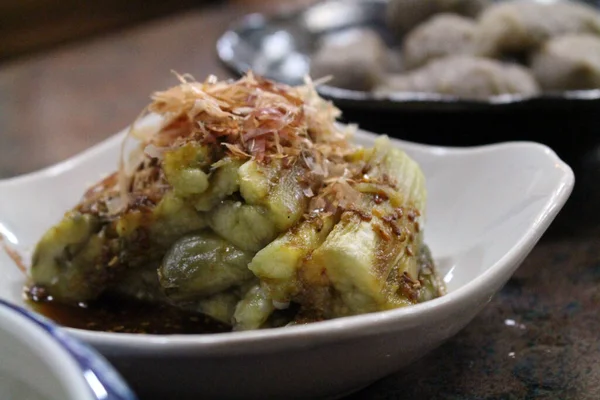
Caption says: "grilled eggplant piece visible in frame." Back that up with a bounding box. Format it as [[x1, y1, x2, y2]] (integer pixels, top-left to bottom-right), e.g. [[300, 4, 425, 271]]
[[196, 291, 242, 325], [232, 284, 275, 331], [159, 232, 254, 301], [249, 215, 337, 303], [194, 157, 242, 211], [30, 167, 207, 304], [251, 136, 429, 320], [28, 72, 443, 331], [31, 213, 104, 303]]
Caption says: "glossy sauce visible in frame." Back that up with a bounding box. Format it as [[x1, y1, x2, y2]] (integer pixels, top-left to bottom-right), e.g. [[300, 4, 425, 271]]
[[27, 294, 229, 335]]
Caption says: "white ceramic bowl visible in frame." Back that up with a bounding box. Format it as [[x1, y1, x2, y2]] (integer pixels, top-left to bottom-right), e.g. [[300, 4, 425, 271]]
[[0, 299, 136, 400], [0, 120, 574, 400]]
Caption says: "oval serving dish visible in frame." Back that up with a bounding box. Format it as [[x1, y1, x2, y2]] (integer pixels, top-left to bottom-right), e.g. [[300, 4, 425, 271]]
[[0, 115, 574, 399]]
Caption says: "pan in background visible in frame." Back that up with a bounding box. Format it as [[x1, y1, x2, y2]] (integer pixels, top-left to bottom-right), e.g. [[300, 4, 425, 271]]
[[216, 0, 600, 113]]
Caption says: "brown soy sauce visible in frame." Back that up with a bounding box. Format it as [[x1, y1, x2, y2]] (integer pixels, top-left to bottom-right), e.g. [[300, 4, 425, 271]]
[[27, 292, 229, 335]]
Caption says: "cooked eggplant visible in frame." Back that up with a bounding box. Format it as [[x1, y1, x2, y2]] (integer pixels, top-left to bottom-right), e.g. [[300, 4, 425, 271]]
[[158, 232, 254, 301], [28, 72, 443, 331], [31, 213, 104, 303], [232, 284, 275, 331]]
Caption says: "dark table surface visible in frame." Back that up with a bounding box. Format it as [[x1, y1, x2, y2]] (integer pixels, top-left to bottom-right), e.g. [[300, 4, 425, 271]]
[[1, 1, 599, 399]]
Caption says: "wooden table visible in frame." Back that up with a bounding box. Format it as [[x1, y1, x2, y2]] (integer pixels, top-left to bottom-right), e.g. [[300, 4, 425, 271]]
[[1, 1, 599, 399]]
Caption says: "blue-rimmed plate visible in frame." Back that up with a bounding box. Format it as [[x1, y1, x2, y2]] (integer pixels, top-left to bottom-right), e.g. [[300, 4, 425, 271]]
[[0, 299, 136, 400]]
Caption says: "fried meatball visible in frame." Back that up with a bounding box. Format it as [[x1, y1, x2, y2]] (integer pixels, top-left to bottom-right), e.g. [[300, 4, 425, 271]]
[[376, 56, 540, 100], [531, 34, 600, 91], [403, 13, 478, 69], [310, 28, 387, 91], [386, 0, 490, 36], [477, 0, 600, 56]]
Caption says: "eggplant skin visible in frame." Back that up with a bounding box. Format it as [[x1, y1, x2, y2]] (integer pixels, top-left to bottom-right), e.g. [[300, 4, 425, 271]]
[[158, 231, 254, 302]]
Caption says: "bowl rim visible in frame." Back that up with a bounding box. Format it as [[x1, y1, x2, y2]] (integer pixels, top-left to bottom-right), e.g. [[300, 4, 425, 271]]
[[0, 301, 95, 400], [0, 121, 575, 354], [0, 299, 137, 400], [215, 0, 600, 110]]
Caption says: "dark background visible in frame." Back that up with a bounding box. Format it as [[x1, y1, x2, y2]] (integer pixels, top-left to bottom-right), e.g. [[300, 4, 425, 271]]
[[0, 0, 206, 62]]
